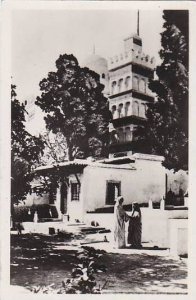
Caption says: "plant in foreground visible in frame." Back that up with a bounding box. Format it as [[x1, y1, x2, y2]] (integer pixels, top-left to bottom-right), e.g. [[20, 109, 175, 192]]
[[29, 246, 107, 294]]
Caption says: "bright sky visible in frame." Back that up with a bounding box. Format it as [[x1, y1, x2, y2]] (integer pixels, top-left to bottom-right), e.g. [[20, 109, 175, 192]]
[[11, 8, 164, 134]]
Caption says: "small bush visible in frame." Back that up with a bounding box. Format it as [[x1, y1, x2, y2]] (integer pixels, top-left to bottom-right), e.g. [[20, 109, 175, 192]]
[[29, 246, 107, 294], [13, 205, 33, 222]]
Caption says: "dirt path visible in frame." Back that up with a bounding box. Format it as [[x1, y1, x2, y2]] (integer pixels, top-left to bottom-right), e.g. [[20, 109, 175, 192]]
[[10, 233, 187, 294]]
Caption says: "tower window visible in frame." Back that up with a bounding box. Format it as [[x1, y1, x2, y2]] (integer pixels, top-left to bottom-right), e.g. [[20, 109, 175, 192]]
[[118, 128, 124, 142], [133, 101, 139, 116], [140, 103, 146, 118], [133, 76, 139, 90], [139, 78, 146, 93], [111, 81, 117, 94], [102, 73, 105, 79], [125, 127, 132, 142], [118, 78, 124, 92], [118, 103, 124, 118], [125, 102, 130, 116], [111, 105, 116, 115], [125, 76, 131, 89]]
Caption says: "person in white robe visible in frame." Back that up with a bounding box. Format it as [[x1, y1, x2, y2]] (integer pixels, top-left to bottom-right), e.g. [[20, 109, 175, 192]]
[[114, 196, 129, 249]]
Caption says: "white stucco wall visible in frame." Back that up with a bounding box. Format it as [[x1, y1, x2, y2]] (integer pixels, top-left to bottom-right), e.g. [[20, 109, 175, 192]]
[[84, 208, 188, 249], [82, 156, 165, 213], [25, 155, 166, 222], [82, 165, 135, 212], [169, 218, 188, 256]]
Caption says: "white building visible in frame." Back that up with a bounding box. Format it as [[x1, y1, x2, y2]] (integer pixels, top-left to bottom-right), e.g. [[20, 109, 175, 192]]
[[28, 153, 165, 222]]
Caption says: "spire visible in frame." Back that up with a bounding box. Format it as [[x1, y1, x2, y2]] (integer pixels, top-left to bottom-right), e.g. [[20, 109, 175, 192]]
[[137, 10, 140, 36]]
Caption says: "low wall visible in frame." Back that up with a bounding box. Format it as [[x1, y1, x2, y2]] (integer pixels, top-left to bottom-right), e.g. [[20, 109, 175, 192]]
[[84, 208, 188, 248], [169, 218, 188, 256]]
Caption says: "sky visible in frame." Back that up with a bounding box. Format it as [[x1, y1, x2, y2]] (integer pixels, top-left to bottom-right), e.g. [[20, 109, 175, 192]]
[[11, 8, 164, 134]]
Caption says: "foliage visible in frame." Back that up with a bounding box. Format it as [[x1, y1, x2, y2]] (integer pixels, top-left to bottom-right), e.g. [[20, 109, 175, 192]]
[[35, 53, 110, 161], [137, 10, 188, 171], [40, 130, 68, 164], [11, 85, 45, 205], [29, 246, 107, 294], [12, 205, 33, 222]]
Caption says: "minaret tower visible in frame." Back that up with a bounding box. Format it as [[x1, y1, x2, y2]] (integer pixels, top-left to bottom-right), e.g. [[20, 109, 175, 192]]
[[108, 11, 155, 158]]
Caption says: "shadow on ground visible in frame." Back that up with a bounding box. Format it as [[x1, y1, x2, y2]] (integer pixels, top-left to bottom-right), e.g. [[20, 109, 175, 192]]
[[10, 233, 187, 294], [98, 252, 187, 293]]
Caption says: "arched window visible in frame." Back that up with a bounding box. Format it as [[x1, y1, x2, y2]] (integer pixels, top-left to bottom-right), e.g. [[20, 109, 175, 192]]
[[133, 76, 139, 90], [102, 73, 105, 79], [111, 81, 117, 94], [139, 78, 146, 93], [125, 127, 132, 142], [125, 76, 131, 90], [133, 101, 139, 116], [140, 103, 146, 118], [118, 103, 124, 118], [118, 78, 124, 93], [132, 126, 137, 141], [124, 102, 130, 116], [111, 105, 116, 115], [118, 128, 124, 142]]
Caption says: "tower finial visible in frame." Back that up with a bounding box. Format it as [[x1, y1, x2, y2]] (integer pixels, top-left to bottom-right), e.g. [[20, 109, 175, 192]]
[[137, 10, 140, 36]]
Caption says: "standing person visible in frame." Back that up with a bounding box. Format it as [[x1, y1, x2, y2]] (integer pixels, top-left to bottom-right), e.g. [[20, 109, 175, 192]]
[[114, 196, 129, 249], [128, 202, 142, 248]]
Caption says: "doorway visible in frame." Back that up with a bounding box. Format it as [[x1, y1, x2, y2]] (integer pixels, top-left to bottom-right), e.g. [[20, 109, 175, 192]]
[[106, 181, 121, 205], [60, 182, 68, 214]]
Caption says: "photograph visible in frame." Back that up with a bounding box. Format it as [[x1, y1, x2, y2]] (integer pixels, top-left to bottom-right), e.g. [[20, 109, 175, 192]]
[[0, 0, 192, 297]]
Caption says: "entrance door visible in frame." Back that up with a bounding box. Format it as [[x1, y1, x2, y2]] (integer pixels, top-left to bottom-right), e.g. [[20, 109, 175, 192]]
[[60, 182, 68, 214], [106, 181, 121, 205]]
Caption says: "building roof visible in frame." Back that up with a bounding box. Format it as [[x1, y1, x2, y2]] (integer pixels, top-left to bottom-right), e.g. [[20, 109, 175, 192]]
[[35, 160, 88, 175], [35, 159, 88, 171], [84, 54, 108, 69], [35, 158, 136, 175], [99, 156, 135, 165]]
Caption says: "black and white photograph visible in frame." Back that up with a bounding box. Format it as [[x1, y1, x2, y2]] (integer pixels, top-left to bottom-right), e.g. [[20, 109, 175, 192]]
[[0, 0, 195, 298]]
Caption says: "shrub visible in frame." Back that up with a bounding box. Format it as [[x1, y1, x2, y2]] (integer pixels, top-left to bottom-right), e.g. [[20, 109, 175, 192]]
[[13, 205, 33, 222], [29, 246, 107, 294]]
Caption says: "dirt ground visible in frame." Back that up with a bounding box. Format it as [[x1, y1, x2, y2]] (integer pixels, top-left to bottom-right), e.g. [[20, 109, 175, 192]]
[[10, 233, 187, 294]]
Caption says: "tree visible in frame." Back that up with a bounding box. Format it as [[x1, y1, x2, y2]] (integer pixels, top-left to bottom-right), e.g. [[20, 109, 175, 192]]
[[138, 10, 188, 171], [11, 85, 44, 205], [40, 130, 68, 165], [35, 54, 110, 161]]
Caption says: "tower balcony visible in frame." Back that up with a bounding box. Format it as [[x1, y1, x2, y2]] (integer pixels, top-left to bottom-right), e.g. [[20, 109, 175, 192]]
[[112, 115, 147, 127], [108, 50, 155, 72], [109, 88, 154, 102]]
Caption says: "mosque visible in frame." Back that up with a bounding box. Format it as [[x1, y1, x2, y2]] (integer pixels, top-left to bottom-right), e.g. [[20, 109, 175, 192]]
[[83, 28, 155, 158], [28, 27, 168, 221]]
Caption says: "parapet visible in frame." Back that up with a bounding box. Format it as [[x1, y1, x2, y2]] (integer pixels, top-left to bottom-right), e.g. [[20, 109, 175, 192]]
[[108, 49, 155, 71], [132, 153, 164, 162]]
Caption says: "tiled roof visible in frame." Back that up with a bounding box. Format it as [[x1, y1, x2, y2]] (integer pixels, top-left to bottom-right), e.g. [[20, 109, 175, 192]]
[[35, 159, 88, 172], [35, 158, 136, 172]]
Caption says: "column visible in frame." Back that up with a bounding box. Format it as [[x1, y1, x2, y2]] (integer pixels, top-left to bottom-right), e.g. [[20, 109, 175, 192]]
[[56, 183, 62, 219], [148, 199, 153, 209], [160, 197, 165, 211]]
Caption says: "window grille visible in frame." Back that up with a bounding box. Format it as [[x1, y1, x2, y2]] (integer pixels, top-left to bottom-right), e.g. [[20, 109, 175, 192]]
[[71, 182, 80, 201]]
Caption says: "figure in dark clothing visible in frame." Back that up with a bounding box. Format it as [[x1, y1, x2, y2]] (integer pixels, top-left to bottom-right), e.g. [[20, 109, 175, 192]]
[[128, 202, 142, 248], [16, 222, 24, 235]]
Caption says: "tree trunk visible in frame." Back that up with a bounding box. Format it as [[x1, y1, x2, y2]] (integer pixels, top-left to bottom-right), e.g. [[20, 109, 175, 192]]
[[67, 144, 73, 161]]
